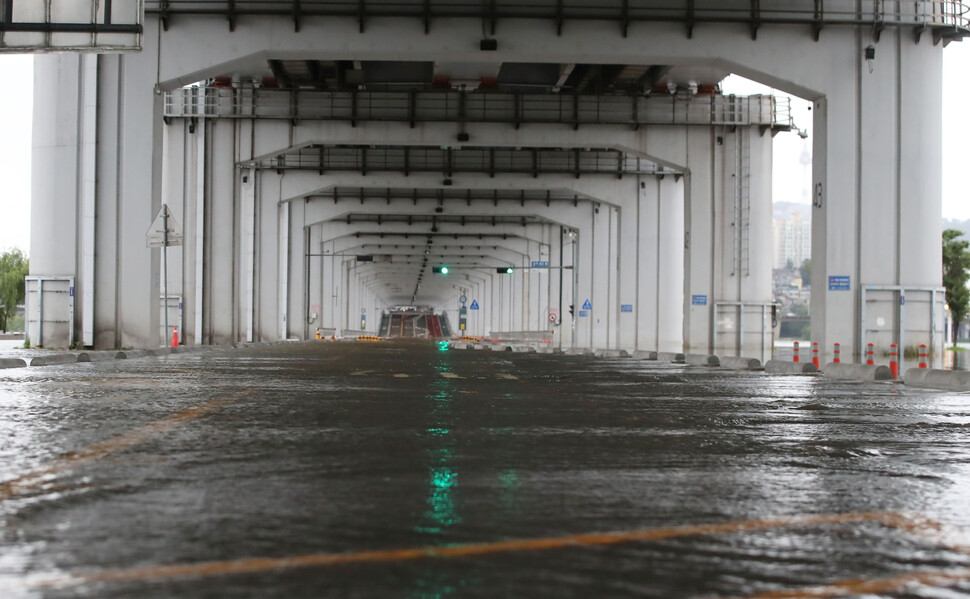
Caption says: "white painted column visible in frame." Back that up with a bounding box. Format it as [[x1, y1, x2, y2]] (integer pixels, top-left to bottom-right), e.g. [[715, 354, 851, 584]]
[[287, 199, 306, 339], [278, 201, 289, 340], [588, 202, 614, 349], [80, 54, 97, 348], [30, 55, 80, 349], [683, 127, 716, 354], [241, 167, 256, 342], [658, 176, 686, 352], [193, 116, 206, 345], [636, 177, 661, 351]]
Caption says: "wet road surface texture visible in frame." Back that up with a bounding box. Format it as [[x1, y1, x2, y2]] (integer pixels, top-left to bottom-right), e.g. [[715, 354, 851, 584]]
[[2, 340, 970, 598]]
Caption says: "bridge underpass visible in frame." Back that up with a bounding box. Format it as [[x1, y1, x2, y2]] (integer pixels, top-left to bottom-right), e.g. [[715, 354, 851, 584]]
[[28, 2, 965, 365], [8, 1, 970, 596]]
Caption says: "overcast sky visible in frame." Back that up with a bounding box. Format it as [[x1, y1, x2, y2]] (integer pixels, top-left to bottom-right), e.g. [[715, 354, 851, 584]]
[[1, 41, 968, 256]]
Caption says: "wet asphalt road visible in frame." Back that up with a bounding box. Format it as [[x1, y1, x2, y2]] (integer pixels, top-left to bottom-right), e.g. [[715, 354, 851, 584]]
[[2, 340, 970, 598]]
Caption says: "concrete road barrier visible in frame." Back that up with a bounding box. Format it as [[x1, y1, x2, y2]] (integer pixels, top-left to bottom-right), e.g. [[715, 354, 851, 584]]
[[564, 348, 593, 356], [764, 360, 818, 374], [631, 350, 658, 360], [489, 344, 512, 352], [904, 368, 970, 392], [30, 354, 79, 366], [685, 354, 719, 366], [657, 352, 686, 363], [512, 346, 536, 353], [76, 351, 118, 363], [719, 356, 762, 370], [450, 342, 468, 350], [594, 349, 629, 358], [823, 362, 893, 382], [0, 358, 27, 369]]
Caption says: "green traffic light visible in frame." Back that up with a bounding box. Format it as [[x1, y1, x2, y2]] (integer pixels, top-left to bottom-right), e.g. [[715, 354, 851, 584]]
[[441, 266, 449, 274], [506, 266, 514, 274]]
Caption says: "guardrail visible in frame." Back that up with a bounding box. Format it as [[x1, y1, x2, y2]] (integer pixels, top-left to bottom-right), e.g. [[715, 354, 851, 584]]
[[144, 1, 969, 37], [163, 87, 792, 130]]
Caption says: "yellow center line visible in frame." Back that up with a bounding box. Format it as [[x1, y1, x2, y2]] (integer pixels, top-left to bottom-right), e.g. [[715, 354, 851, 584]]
[[36, 511, 909, 589], [0, 390, 251, 503]]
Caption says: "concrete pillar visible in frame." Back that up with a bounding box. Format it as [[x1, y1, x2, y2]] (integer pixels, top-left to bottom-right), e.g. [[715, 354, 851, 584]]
[[657, 176, 686, 352], [812, 33, 944, 363], [31, 54, 80, 348]]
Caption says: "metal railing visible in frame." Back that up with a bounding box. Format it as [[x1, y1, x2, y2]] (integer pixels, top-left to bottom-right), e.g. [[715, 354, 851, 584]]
[[143, 1, 969, 36], [254, 145, 666, 176], [164, 86, 792, 130]]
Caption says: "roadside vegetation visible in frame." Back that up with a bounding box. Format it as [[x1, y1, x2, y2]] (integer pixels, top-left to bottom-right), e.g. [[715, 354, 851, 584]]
[[943, 229, 970, 347], [0, 248, 28, 333]]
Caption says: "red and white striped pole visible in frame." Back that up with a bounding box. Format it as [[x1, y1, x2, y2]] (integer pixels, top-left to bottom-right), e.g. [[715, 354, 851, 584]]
[[793, 341, 800, 363], [866, 343, 875, 366], [919, 344, 928, 369], [833, 343, 841, 364], [812, 342, 820, 369], [889, 343, 899, 379]]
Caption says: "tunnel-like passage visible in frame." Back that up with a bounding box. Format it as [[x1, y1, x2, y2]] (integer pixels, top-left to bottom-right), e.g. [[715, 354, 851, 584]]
[[27, 1, 967, 367]]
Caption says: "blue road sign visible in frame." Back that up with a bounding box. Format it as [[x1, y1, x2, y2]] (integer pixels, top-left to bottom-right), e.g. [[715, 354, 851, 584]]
[[582, 299, 592, 310], [470, 300, 480, 310], [531, 261, 549, 268], [691, 295, 707, 306], [828, 276, 850, 290], [578, 310, 589, 317], [620, 304, 633, 313]]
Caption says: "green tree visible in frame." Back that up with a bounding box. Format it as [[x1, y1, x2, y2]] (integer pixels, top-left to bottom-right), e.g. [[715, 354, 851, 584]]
[[0, 249, 29, 333], [799, 258, 811, 287], [943, 229, 970, 342]]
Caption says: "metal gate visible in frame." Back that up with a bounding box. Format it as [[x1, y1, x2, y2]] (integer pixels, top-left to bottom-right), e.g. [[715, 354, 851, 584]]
[[713, 301, 779, 364], [861, 285, 946, 369], [24, 276, 75, 348]]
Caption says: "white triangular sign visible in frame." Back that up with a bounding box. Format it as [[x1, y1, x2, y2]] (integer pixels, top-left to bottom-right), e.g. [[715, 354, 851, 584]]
[[146, 204, 183, 247]]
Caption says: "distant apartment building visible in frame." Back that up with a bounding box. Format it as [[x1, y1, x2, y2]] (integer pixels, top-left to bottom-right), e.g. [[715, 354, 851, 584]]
[[773, 211, 811, 270]]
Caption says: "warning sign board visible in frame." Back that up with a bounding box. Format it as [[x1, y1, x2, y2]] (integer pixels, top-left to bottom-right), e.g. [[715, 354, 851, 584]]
[[146, 204, 183, 248]]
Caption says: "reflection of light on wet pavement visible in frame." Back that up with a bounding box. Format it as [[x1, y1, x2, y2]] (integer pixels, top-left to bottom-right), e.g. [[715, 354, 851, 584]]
[[0, 392, 247, 503]]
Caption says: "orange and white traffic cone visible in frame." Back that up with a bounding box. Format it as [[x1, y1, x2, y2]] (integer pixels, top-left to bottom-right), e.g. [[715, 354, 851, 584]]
[[171, 326, 179, 347]]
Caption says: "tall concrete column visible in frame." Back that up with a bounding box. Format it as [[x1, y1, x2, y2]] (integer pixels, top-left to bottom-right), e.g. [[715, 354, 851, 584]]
[[657, 177, 686, 352], [286, 200, 306, 339], [812, 34, 945, 363], [31, 54, 81, 348]]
